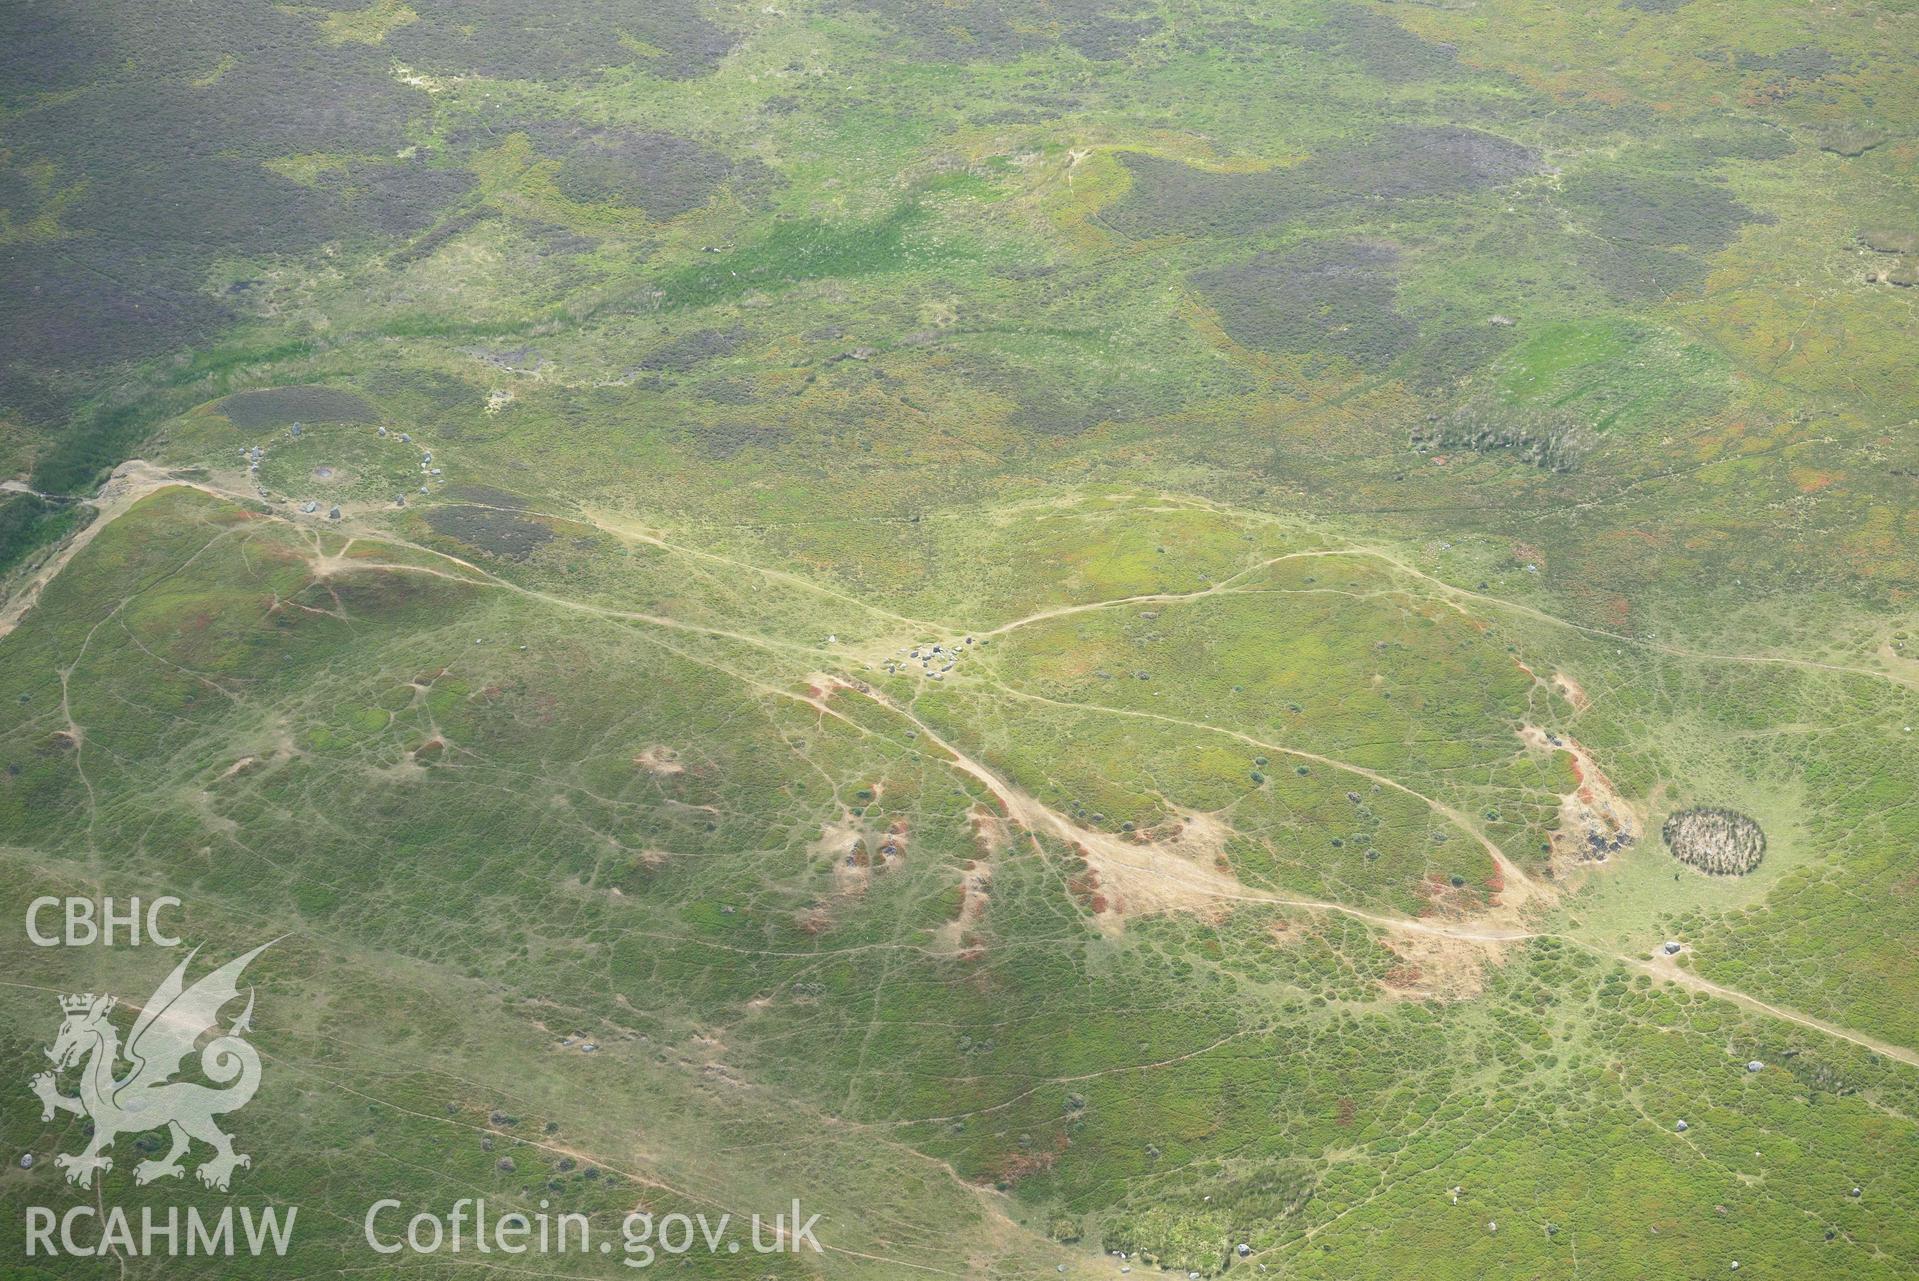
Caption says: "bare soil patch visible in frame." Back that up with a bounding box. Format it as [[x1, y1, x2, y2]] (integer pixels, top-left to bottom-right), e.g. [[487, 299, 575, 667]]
[[634, 745, 684, 776], [1520, 725, 1638, 870], [1381, 930, 1502, 1002], [1553, 671, 1590, 713]]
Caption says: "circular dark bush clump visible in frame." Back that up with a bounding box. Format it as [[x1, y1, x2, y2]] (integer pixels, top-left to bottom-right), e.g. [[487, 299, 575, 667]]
[[1662, 808, 1766, 876]]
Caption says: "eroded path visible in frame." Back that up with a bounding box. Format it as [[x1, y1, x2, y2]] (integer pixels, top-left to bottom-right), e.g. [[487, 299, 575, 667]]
[[6, 468, 1914, 1078], [817, 674, 1540, 944], [972, 547, 1369, 639], [970, 536, 1918, 694], [972, 680, 1547, 910], [0, 460, 189, 642], [1635, 950, 1919, 1070]]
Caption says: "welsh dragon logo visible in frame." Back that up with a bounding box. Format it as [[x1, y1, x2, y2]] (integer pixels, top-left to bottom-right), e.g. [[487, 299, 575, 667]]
[[30, 941, 272, 1191]]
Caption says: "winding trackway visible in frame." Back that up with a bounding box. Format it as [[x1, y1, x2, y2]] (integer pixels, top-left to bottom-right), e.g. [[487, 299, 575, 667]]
[[1636, 951, 1919, 1070], [1348, 544, 1919, 694], [8, 468, 1916, 1074], [0, 461, 190, 642], [972, 547, 1371, 639], [974, 680, 1547, 909], [970, 535, 1918, 694], [815, 675, 1540, 943]]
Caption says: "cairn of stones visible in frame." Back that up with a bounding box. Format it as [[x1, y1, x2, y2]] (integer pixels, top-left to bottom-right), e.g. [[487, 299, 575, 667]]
[[1662, 807, 1766, 876]]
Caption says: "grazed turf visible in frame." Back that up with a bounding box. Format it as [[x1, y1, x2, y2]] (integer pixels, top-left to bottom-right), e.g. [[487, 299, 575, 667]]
[[2, 0, 1917, 1275]]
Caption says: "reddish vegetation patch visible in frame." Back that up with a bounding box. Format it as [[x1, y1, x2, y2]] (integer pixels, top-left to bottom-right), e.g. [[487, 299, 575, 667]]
[[1067, 864, 1102, 908], [254, 542, 308, 569], [1521, 725, 1638, 868], [1380, 930, 1504, 1004], [1417, 872, 1487, 917], [966, 807, 1004, 857], [1791, 467, 1839, 494], [214, 506, 270, 528], [414, 737, 444, 761], [990, 1134, 1067, 1186], [932, 903, 990, 962], [1384, 963, 1425, 989], [1336, 1098, 1357, 1127]]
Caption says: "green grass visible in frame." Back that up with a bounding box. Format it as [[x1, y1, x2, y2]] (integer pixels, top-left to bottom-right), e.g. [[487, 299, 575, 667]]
[[2, 0, 1917, 1275], [652, 204, 962, 310], [0, 493, 88, 577]]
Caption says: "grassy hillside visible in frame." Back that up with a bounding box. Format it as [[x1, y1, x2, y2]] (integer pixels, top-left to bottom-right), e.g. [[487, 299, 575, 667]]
[[1, 0, 1916, 1277]]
